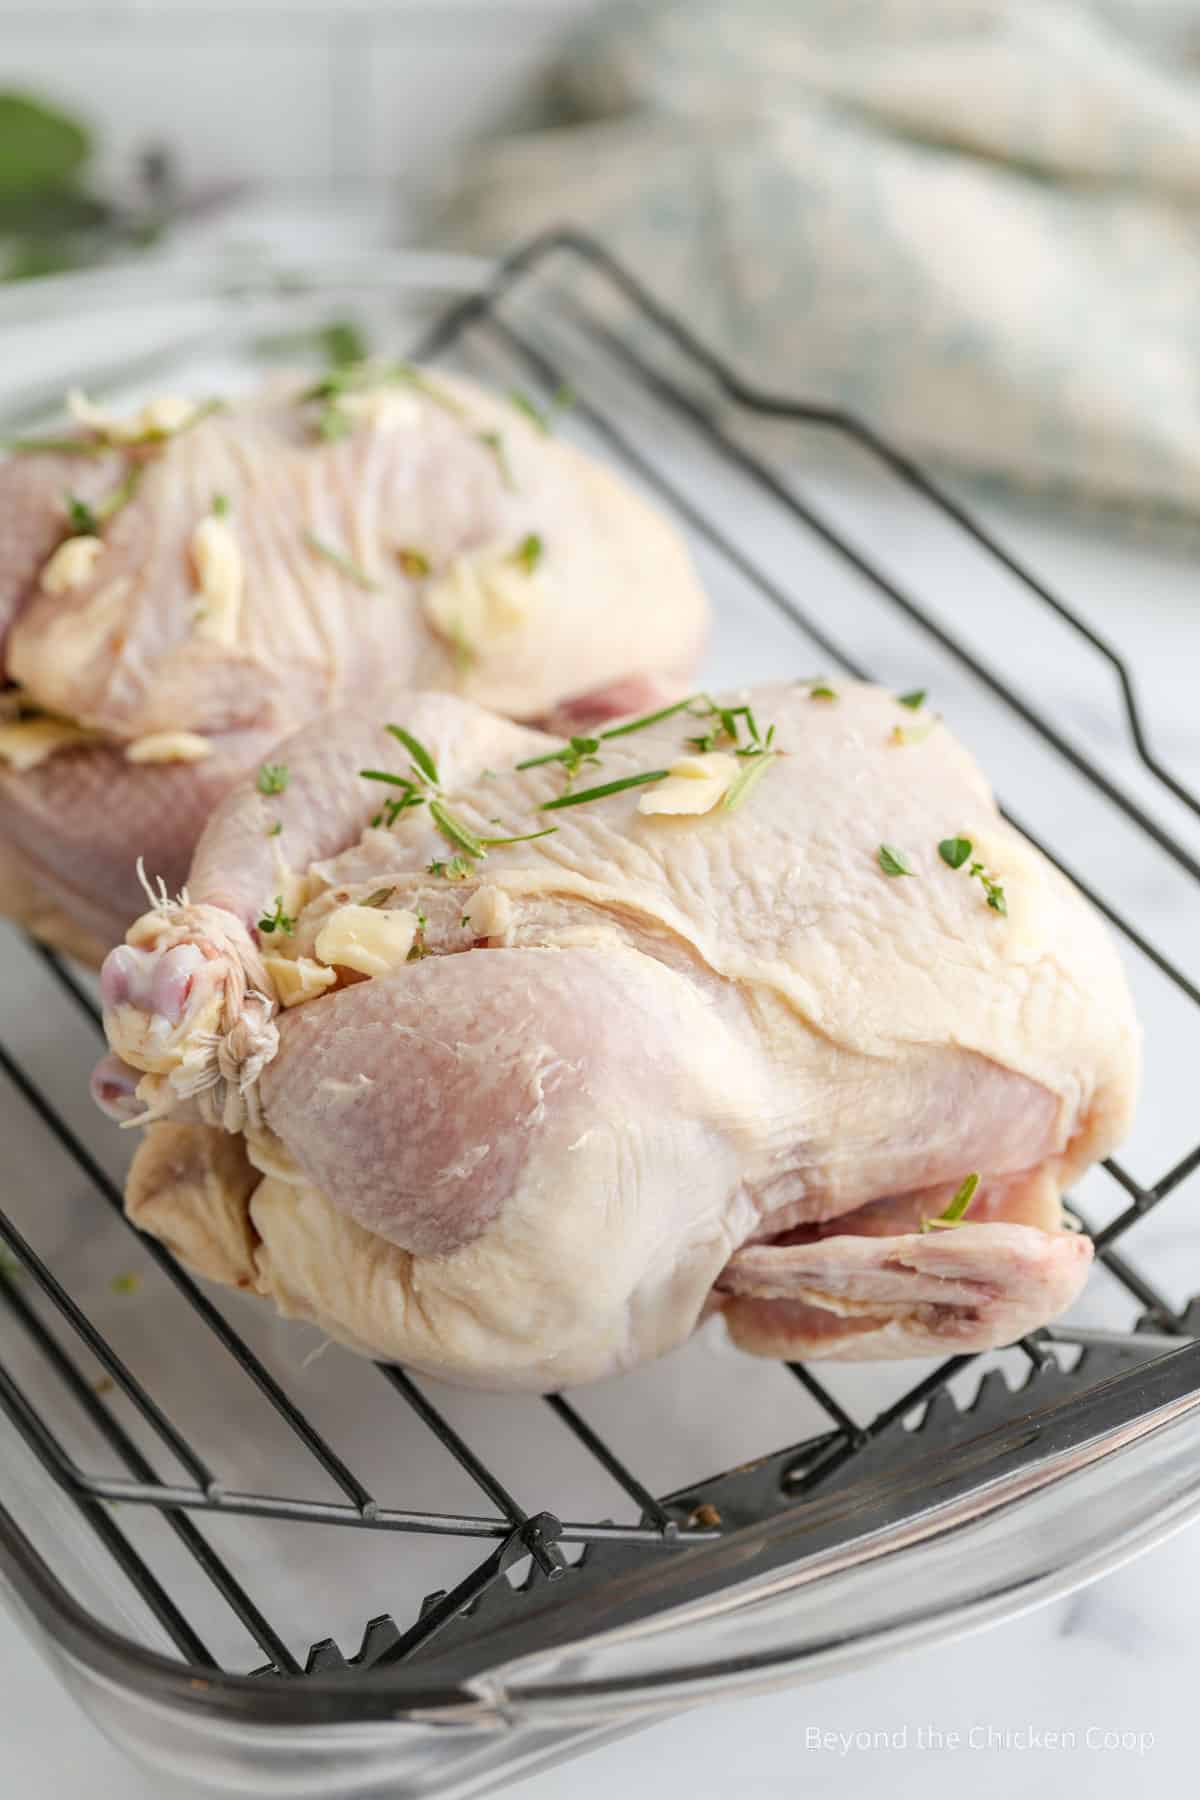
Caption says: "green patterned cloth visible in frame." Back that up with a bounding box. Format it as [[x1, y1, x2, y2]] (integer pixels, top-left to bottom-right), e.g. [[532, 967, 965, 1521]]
[[446, 1, 1200, 511]]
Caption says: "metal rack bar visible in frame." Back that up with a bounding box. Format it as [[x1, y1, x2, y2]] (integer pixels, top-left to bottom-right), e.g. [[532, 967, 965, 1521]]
[[0, 1039, 378, 1515], [543, 1395, 675, 1533], [0, 1275, 299, 1673]]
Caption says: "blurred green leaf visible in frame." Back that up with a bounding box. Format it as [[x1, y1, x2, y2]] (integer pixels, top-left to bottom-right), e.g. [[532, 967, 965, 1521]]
[[0, 92, 91, 192]]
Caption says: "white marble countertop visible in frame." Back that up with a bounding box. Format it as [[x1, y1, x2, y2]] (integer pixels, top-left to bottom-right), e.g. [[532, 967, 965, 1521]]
[[3, 209, 1200, 1798]]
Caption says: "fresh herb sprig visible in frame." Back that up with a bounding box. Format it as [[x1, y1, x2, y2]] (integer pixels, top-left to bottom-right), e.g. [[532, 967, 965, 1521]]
[[363, 721, 559, 865], [921, 1172, 980, 1233], [63, 462, 142, 537], [256, 763, 290, 796], [257, 896, 296, 936], [878, 843, 915, 878], [938, 836, 1007, 915], [304, 531, 379, 591]]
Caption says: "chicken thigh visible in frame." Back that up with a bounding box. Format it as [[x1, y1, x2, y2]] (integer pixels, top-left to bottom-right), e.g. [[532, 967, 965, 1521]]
[[95, 681, 1138, 1388], [0, 373, 706, 959]]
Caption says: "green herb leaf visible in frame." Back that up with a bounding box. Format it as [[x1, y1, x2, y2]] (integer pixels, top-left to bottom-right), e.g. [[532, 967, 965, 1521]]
[[64, 492, 97, 535], [256, 763, 290, 796], [984, 880, 1008, 916], [2, 435, 107, 456], [938, 836, 972, 870], [266, 821, 282, 838], [322, 320, 369, 369], [385, 725, 440, 787], [598, 696, 700, 740], [921, 1171, 980, 1233], [509, 389, 549, 433], [317, 404, 353, 443], [541, 769, 670, 811], [517, 734, 601, 773], [257, 896, 296, 936], [361, 886, 396, 909], [397, 547, 430, 578], [721, 751, 777, 812], [897, 689, 927, 710], [303, 531, 379, 591], [110, 1271, 141, 1295], [212, 492, 230, 517], [878, 843, 915, 878], [426, 855, 474, 881], [478, 826, 559, 848], [511, 531, 543, 573], [477, 430, 515, 490], [808, 682, 837, 701], [429, 800, 487, 859]]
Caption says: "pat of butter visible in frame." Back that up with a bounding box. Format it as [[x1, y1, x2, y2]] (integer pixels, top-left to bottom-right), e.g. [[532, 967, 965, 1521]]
[[68, 388, 197, 442], [0, 716, 96, 771], [341, 389, 422, 431], [125, 732, 213, 765], [263, 954, 336, 1009], [41, 535, 103, 596], [191, 515, 243, 646], [638, 751, 738, 817], [424, 547, 545, 655], [463, 886, 513, 939], [314, 904, 419, 977]]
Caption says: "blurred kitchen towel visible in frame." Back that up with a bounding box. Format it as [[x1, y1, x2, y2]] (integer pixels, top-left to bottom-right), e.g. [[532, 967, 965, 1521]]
[[443, 0, 1200, 512]]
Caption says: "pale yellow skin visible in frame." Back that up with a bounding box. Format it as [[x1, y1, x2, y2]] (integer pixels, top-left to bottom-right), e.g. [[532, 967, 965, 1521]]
[[105, 682, 1137, 1389]]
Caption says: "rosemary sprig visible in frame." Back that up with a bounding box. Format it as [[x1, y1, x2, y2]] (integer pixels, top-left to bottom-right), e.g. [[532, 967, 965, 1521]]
[[721, 751, 778, 812], [385, 725, 439, 786], [541, 769, 670, 811], [304, 531, 380, 591]]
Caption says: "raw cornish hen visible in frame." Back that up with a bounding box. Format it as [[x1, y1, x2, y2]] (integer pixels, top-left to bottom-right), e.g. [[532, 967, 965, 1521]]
[[0, 374, 705, 961], [94, 681, 1139, 1388]]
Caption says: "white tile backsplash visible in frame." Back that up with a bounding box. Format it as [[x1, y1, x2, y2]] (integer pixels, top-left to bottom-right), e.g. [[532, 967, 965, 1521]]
[[0, 1, 601, 190]]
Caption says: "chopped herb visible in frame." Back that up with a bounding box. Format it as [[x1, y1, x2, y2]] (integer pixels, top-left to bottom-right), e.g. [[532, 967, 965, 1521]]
[[361, 886, 396, 909], [304, 531, 379, 591], [266, 821, 282, 838], [64, 492, 97, 535], [256, 763, 290, 796], [427, 855, 473, 881], [509, 389, 550, 433], [257, 896, 296, 936], [516, 734, 601, 781], [212, 492, 230, 517], [110, 1272, 141, 1296], [939, 837, 1007, 915], [461, 913, 472, 929], [897, 688, 927, 710], [397, 547, 431, 578], [385, 724, 440, 787], [477, 429, 515, 490], [63, 462, 142, 537], [599, 696, 700, 740], [542, 769, 671, 811], [2, 435, 108, 456], [322, 320, 369, 369], [360, 767, 422, 791], [390, 363, 465, 418], [889, 718, 938, 748], [429, 799, 487, 859], [938, 836, 972, 870], [479, 826, 558, 848], [721, 751, 778, 812], [921, 1172, 980, 1233], [317, 404, 353, 443], [808, 682, 837, 701], [511, 531, 543, 573], [878, 843, 915, 878]]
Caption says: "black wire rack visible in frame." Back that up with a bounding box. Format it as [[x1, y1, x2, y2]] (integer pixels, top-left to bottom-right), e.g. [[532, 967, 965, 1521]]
[[2, 232, 1200, 1736]]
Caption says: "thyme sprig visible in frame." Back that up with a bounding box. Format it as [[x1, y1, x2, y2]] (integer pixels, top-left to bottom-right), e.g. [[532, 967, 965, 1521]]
[[938, 837, 1008, 915]]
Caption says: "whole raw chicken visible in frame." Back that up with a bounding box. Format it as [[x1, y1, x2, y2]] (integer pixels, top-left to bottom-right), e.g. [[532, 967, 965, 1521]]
[[94, 681, 1139, 1389], [0, 372, 705, 962]]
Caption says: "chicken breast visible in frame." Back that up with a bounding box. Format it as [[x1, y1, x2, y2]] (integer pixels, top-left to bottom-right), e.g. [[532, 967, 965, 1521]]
[[94, 681, 1139, 1388], [0, 373, 706, 957]]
